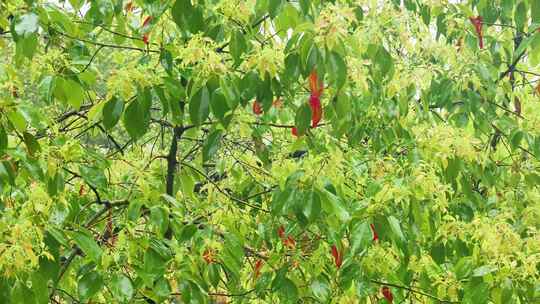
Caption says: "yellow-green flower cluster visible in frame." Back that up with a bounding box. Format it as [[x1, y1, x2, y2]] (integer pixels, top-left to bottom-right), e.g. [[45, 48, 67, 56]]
[[242, 43, 284, 79], [214, 0, 256, 25], [0, 184, 53, 277], [314, 3, 356, 49], [175, 34, 228, 83]]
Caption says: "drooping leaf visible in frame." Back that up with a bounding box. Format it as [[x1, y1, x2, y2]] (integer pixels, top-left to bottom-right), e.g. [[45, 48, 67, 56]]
[[78, 271, 104, 301], [189, 86, 211, 126], [103, 96, 125, 130], [202, 130, 222, 163], [71, 230, 103, 263]]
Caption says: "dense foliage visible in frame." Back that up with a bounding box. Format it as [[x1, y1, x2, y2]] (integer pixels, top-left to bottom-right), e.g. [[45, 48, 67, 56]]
[[0, 0, 539, 303]]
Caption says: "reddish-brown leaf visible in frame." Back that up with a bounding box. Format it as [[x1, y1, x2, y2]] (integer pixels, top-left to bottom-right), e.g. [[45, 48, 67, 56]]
[[370, 223, 379, 242], [469, 16, 484, 49], [252, 100, 263, 115], [331, 245, 342, 269], [382, 286, 393, 303]]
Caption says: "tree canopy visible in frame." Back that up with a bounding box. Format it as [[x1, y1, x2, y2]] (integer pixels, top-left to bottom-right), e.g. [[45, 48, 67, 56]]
[[0, 0, 539, 303]]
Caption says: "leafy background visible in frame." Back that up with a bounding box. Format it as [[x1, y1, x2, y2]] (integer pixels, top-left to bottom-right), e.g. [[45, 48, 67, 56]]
[[0, 0, 539, 303]]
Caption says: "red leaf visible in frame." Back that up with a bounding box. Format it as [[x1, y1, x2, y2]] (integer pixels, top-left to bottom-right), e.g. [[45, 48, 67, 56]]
[[142, 34, 149, 44], [309, 70, 324, 98], [382, 286, 393, 303], [278, 226, 295, 249], [309, 94, 322, 128], [272, 98, 283, 109], [291, 127, 298, 137], [514, 97, 521, 116], [254, 260, 263, 279], [283, 235, 296, 249], [277, 226, 285, 238], [331, 245, 342, 269], [11, 86, 18, 98], [469, 16, 484, 49], [125, 2, 134, 12], [252, 100, 263, 115], [107, 209, 116, 247], [142, 16, 153, 27], [370, 223, 379, 242], [203, 249, 215, 264]]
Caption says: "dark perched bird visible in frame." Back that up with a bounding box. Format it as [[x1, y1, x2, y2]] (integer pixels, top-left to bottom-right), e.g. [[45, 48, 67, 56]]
[[288, 150, 307, 159]]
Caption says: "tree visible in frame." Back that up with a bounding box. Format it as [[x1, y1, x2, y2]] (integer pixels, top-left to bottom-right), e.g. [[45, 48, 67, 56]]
[[0, 0, 539, 303]]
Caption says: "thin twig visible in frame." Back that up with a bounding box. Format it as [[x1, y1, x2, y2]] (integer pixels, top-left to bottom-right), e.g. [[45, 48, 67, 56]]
[[181, 161, 270, 212], [370, 280, 458, 303], [53, 29, 159, 53]]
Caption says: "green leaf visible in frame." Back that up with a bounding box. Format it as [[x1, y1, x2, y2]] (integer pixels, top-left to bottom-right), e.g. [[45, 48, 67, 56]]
[[111, 273, 134, 302], [311, 276, 330, 301], [295, 103, 311, 135], [454, 257, 474, 279], [7, 109, 27, 132], [71, 230, 103, 263], [472, 265, 497, 277], [327, 51, 347, 90], [127, 200, 143, 222], [78, 271, 104, 301], [161, 194, 181, 208], [32, 271, 49, 304], [11, 281, 35, 304], [221, 234, 244, 280], [0, 127, 7, 154], [387, 215, 405, 242], [278, 278, 298, 303], [533, 0, 540, 24], [202, 130, 222, 163], [208, 264, 221, 287], [257, 74, 274, 111], [154, 277, 171, 298], [144, 247, 167, 280], [268, 0, 283, 18], [87, 101, 106, 122], [230, 30, 248, 65], [177, 224, 197, 242], [515, 1, 527, 31], [420, 5, 430, 25], [189, 86, 211, 126], [276, 3, 300, 33], [317, 188, 350, 223], [80, 166, 107, 189], [17, 34, 38, 59], [171, 0, 204, 33], [350, 222, 371, 254], [221, 76, 240, 109], [48, 227, 70, 247], [64, 79, 85, 110], [464, 279, 490, 304], [367, 44, 394, 82], [211, 89, 231, 127], [303, 190, 321, 222], [14, 13, 39, 37], [125, 88, 152, 139], [23, 132, 40, 156], [299, 0, 310, 14], [39, 75, 56, 104], [150, 206, 169, 237], [103, 96, 124, 130], [123, 98, 149, 139], [284, 53, 301, 82]]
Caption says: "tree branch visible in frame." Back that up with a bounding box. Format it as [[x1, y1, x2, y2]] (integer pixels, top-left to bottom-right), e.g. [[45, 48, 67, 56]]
[[180, 161, 270, 213], [166, 126, 183, 195], [370, 280, 459, 303], [52, 29, 160, 53]]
